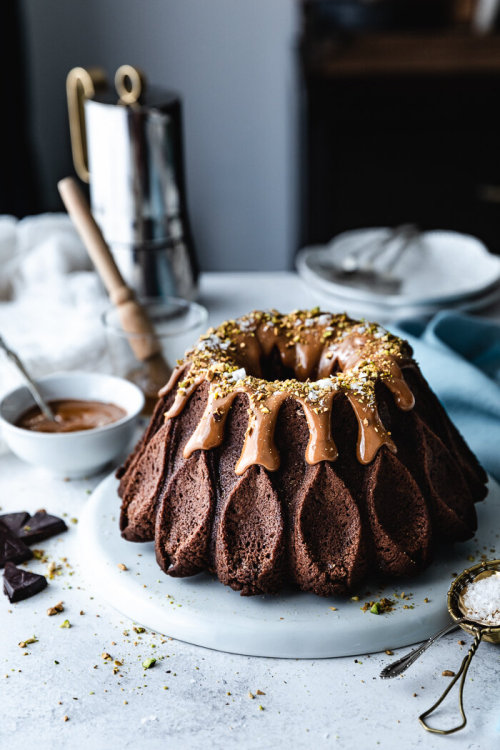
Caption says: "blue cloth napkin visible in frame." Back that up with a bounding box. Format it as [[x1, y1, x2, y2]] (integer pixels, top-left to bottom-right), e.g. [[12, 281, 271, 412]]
[[393, 312, 500, 483]]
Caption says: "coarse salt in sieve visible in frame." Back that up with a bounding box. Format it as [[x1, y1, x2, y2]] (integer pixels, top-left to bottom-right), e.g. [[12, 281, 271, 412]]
[[461, 571, 500, 626]]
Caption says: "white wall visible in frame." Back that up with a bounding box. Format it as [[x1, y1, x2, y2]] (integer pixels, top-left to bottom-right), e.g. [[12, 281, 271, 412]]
[[21, 0, 300, 271]]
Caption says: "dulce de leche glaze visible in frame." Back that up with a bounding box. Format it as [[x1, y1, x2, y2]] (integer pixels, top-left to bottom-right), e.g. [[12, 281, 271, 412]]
[[159, 309, 415, 473], [16, 399, 127, 433]]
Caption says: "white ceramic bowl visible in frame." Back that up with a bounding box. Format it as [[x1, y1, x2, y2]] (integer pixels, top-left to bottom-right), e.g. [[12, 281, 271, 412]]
[[0, 372, 145, 478]]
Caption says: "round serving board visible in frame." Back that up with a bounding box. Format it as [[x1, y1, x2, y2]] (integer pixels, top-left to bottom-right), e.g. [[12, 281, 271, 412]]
[[78, 472, 500, 659]]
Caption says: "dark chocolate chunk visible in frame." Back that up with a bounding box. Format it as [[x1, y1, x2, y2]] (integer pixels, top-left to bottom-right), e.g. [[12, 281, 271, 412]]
[[18, 510, 68, 545], [0, 525, 33, 568], [3, 561, 47, 602], [0, 512, 30, 536]]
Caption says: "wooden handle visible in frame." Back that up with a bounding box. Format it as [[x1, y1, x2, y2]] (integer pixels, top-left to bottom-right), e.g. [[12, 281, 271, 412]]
[[58, 177, 162, 363], [58, 177, 128, 297]]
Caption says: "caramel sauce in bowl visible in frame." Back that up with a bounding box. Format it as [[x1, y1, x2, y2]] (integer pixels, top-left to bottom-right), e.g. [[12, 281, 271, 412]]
[[0, 372, 144, 477], [16, 399, 127, 434]]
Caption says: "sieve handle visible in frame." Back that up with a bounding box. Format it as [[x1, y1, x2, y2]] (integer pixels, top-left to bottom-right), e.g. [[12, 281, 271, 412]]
[[418, 630, 482, 735]]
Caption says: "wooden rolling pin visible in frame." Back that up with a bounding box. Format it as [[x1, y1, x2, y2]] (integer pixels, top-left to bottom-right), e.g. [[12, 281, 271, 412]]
[[58, 177, 172, 393]]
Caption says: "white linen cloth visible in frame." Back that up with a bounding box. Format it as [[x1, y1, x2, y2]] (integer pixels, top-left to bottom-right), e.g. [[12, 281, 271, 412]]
[[0, 214, 110, 398]]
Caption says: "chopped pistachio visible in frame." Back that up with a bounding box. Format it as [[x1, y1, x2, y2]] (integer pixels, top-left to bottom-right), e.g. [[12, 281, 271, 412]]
[[60, 620, 71, 629], [142, 657, 156, 670], [47, 602, 64, 616], [362, 597, 395, 614], [18, 637, 38, 648]]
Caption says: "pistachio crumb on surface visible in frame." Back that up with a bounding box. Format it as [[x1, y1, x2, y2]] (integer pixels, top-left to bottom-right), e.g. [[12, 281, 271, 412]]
[[442, 670, 456, 677], [142, 657, 156, 670], [18, 637, 38, 648], [47, 602, 64, 616], [59, 619, 71, 629], [362, 597, 395, 614]]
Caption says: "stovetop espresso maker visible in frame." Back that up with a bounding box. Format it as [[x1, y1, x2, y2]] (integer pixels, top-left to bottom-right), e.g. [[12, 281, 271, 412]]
[[67, 65, 198, 300]]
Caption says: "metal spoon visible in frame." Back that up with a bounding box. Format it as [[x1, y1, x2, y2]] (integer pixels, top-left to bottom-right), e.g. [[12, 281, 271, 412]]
[[312, 224, 419, 294], [340, 224, 417, 274], [0, 335, 58, 422], [380, 620, 463, 679], [312, 259, 403, 294]]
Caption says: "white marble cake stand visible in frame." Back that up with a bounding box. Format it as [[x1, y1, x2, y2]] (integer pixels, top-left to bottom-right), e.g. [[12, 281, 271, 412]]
[[78, 472, 499, 659]]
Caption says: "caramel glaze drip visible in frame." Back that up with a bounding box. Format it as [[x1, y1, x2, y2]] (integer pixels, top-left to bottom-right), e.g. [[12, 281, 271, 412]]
[[162, 310, 416, 474], [299, 391, 339, 464]]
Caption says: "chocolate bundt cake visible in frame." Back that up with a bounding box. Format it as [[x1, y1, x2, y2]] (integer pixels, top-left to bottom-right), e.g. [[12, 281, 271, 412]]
[[117, 309, 487, 596]]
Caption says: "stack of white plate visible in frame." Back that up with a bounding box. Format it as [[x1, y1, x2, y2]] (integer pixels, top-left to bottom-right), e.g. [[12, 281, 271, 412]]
[[296, 229, 500, 321]]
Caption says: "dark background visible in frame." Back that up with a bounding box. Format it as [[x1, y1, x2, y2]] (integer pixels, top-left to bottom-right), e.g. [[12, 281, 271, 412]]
[[2, 1, 500, 265]]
